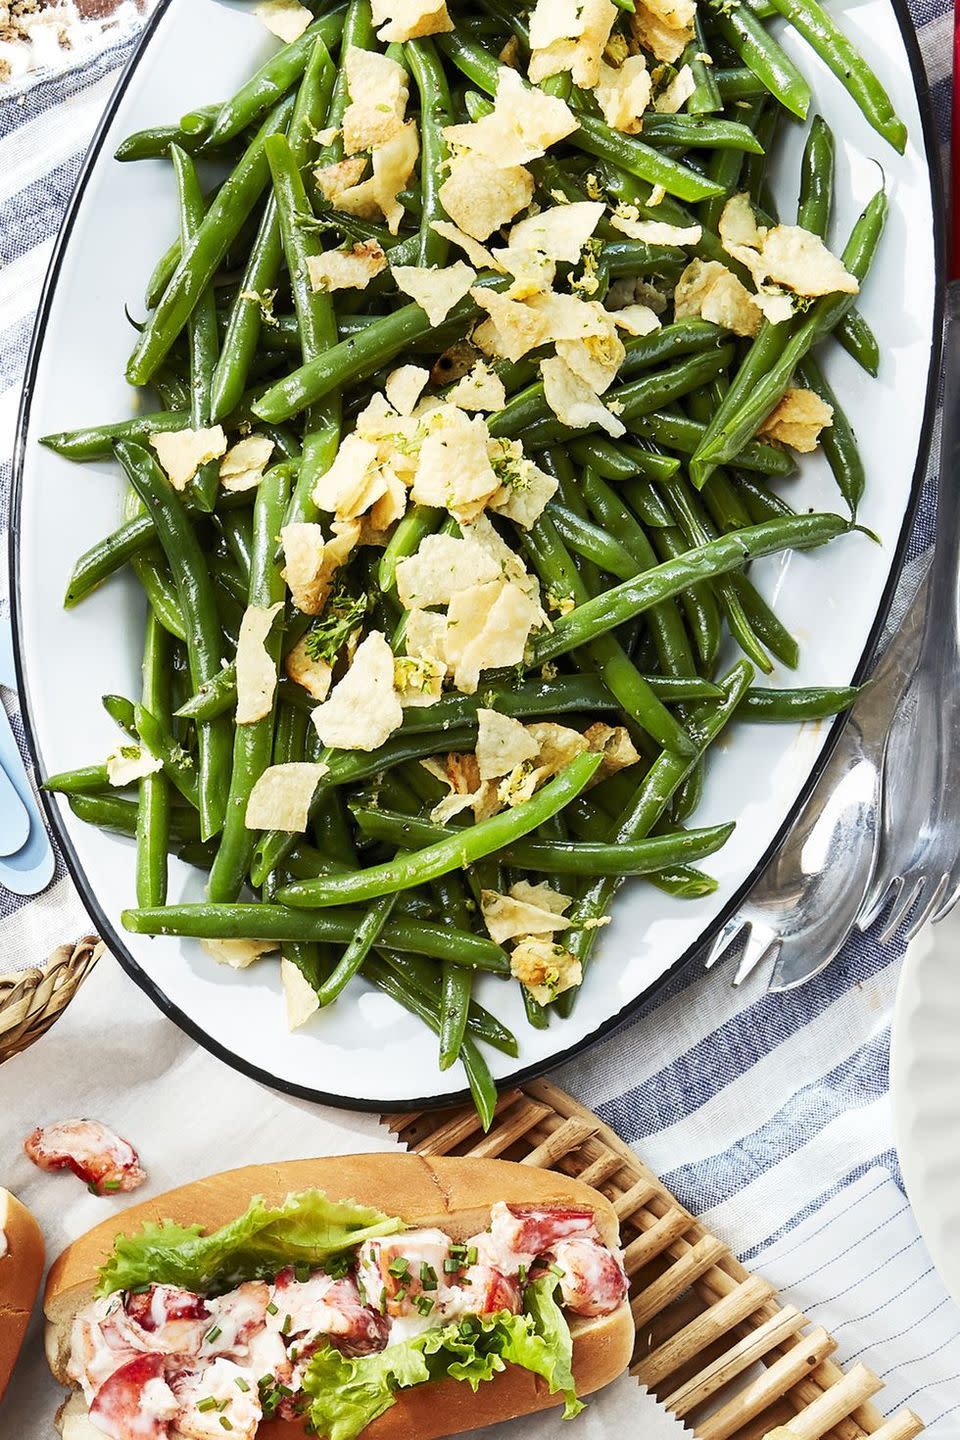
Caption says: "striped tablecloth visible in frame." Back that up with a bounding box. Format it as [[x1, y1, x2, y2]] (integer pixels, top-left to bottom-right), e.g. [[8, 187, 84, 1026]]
[[1, 5, 958, 1432]]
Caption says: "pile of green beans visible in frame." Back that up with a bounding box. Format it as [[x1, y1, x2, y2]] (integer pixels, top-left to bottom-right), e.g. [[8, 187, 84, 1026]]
[[40, 0, 899, 1125]]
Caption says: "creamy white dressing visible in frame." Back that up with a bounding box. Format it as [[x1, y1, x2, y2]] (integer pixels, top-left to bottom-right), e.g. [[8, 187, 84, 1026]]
[[385, 1311, 443, 1347]]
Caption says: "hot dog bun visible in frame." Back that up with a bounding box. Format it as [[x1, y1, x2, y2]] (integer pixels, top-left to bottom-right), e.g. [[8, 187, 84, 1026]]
[[0, 1187, 45, 1400], [45, 1154, 634, 1438]]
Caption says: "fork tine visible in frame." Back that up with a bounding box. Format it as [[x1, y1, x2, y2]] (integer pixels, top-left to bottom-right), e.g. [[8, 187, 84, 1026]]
[[878, 875, 925, 946], [703, 915, 748, 970], [733, 925, 779, 986], [933, 874, 960, 925], [857, 876, 895, 934], [903, 873, 949, 940]]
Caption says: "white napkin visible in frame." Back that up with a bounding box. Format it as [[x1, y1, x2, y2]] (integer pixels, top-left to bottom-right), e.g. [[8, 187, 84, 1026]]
[[0, 953, 688, 1438], [752, 1168, 960, 1435]]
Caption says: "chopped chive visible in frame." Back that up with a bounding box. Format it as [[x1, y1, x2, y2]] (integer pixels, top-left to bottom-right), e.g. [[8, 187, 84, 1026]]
[[266, 1301, 279, 1316], [101, 1179, 122, 1192], [281, 1313, 292, 1335], [204, 1325, 222, 1344], [419, 1262, 438, 1290], [220, 1419, 233, 1432], [196, 1397, 219, 1413], [235, 1377, 250, 1393], [466, 1246, 478, 1266], [294, 1261, 311, 1283], [388, 1256, 410, 1278]]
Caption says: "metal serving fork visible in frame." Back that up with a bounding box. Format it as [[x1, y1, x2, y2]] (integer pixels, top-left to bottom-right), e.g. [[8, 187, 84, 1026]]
[[703, 566, 929, 989]]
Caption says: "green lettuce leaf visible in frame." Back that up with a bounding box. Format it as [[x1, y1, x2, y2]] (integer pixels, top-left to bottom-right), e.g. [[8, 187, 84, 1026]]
[[303, 1276, 583, 1440], [96, 1189, 402, 1297]]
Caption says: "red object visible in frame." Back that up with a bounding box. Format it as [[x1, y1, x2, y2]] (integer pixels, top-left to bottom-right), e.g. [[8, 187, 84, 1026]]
[[124, 1287, 210, 1332], [89, 1354, 173, 1440], [502, 1204, 597, 1254], [23, 1118, 146, 1195], [951, 0, 960, 278]]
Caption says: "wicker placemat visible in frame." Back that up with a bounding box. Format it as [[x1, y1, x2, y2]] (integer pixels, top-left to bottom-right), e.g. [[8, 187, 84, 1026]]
[[386, 1078, 923, 1440], [0, 935, 102, 1063]]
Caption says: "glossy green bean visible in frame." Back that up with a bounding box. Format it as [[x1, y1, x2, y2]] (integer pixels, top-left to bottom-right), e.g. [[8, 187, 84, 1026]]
[[741, 685, 858, 720], [709, 1, 811, 119], [136, 612, 172, 907], [170, 146, 221, 511]]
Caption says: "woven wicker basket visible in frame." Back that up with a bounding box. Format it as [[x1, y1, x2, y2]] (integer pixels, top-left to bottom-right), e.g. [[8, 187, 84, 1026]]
[[0, 936, 103, 1063]]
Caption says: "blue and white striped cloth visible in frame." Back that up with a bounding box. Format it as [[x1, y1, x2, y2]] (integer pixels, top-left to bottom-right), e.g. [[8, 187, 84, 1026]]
[[1, 6, 959, 1433]]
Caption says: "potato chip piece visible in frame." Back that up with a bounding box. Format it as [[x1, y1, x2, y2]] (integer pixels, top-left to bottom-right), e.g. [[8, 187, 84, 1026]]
[[385, 364, 430, 416], [510, 879, 572, 915], [370, 0, 453, 42], [410, 406, 501, 521], [461, 510, 541, 595], [510, 937, 582, 1004], [756, 225, 859, 297], [307, 240, 387, 292], [595, 55, 652, 133], [758, 386, 834, 452], [281, 957, 320, 1030], [219, 434, 275, 493], [105, 743, 163, 787], [255, 0, 312, 43], [470, 288, 551, 363], [718, 191, 762, 250], [612, 303, 662, 336], [630, 0, 695, 63], [396, 532, 502, 609], [480, 888, 572, 944], [202, 938, 278, 969], [392, 261, 477, 326], [314, 156, 368, 205], [444, 67, 578, 169], [611, 213, 701, 246], [281, 519, 358, 615], [447, 361, 507, 413], [311, 630, 404, 750], [445, 580, 542, 693], [488, 448, 558, 529], [654, 62, 696, 113], [556, 329, 626, 395], [394, 653, 445, 706], [244, 762, 330, 831], [528, 0, 617, 87], [506, 201, 605, 264], [476, 707, 539, 780], [584, 721, 642, 778], [335, 122, 420, 234], [284, 635, 333, 702], [439, 152, 534, 241], [404, 607, 449, 664], [430, 221, 499, 271], [674, 258, 762, 338], [525, 289, 618, 342], [150, 425, 227, 492], [311, 432, 385, 521], [541, 355, 626, 438], [236, 601, 284, 724], [342, 46, 409, 155], [527, 721, 589, 776]]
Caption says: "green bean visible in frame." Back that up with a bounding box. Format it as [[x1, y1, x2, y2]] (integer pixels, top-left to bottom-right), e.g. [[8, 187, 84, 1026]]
[[766, 0, 906, 150], [835, 308, 880, 377], [547, 503, 640, 581], [797, 114, 834, 235], [796, 354, 865, 517], [531, 513, 848, 665], [42, 409, 191, 462], [205, 9, 347, 144], [136, 613, 172, 906], [170, 146, 221, 512], [430, 872, 474, 1070], [708, 0, 811, 119], [733, 473, 795, 523], [145, 236, 182, 311], [685, 14, 723, 114], [208, 466, 291, 901], [128, 99, 295, 386], [629, 410, 797, 477], [376, 949, 517, 1057], [648, 523, 722, 669], [715, 67, 768, 100], [116, 104, 220, 162], [46, 763, 112, 795], [122, 902, 508, 972], [639, 114, 763, 152], [131, 702, 199, 810], [316, 893, 399, 1004], [364, 955, 498, 1130], [741, 685, 858, 720], [70, 793, 200, 846], [117, 441, 232, 840], [568, 437, 680, 485], [690, 190, 887, 484], [278, 753, 602, 907], [351, 806, 735, 875], [406, 38, 452, 266]]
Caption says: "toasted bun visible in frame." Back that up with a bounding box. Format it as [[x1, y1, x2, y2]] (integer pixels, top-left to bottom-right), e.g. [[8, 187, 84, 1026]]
[[46, 1155, 634, 1437], [0, 1187, 45, 1399]]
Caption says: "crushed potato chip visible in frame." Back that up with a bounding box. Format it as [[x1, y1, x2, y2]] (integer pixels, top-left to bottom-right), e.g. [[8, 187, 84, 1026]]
[[488, 445, 559, 528], [284, 636, 333, 702], [612, 303, 662, 336], [311, 630, 403, 750], [654, 62, 696, 113], [202, 938, 278, 969], [630, 0, 695, 63], [584, 721, 642, 778], [409, 406, 501, 521], [333, 122, 420, 234], [342, 46, 409, 155], [445, 580, 542, 694], [595, 55, 652, 133], [281, 957, 320, 1030], [512, 879, 572, 915], [719, 195, 858, 297], [394, 653, 445, 706], [758, 386, 834, 452], [392, 260, 477, 326], [481, 887, 573, 944], [254, 0, 312, 43], [219, 434, 275, 493], [506, 201, 605, 264], [105, 743, 163, 787], [541, 355, 626, 437], [476, 707, 540, 780], [556, 327, 626, 394], [405, 607, 450, 664], [611, 213, 702, 247], [314, 156, 368, 205], [245, 762, 330, 832], [527, 721, 588, 777], [674, 258, 762, 338], [396, 532, 501, 609], [150, 425, 227, 492], [311, 433, 386, 522], [447, 361, 507, 413], [470, 287, 551, 363], [439, 152, 534, 241], [528, 0, 617, 88], [370, 0, 452, 42], [307, 240, 387, 293], [443, 67, 578, 169], [430, 220, 499, 270], [511, 937, 583, 1004], [236, 601, 284, 725], [384, 363, 430, 416], [281, 520, 358, 615]]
